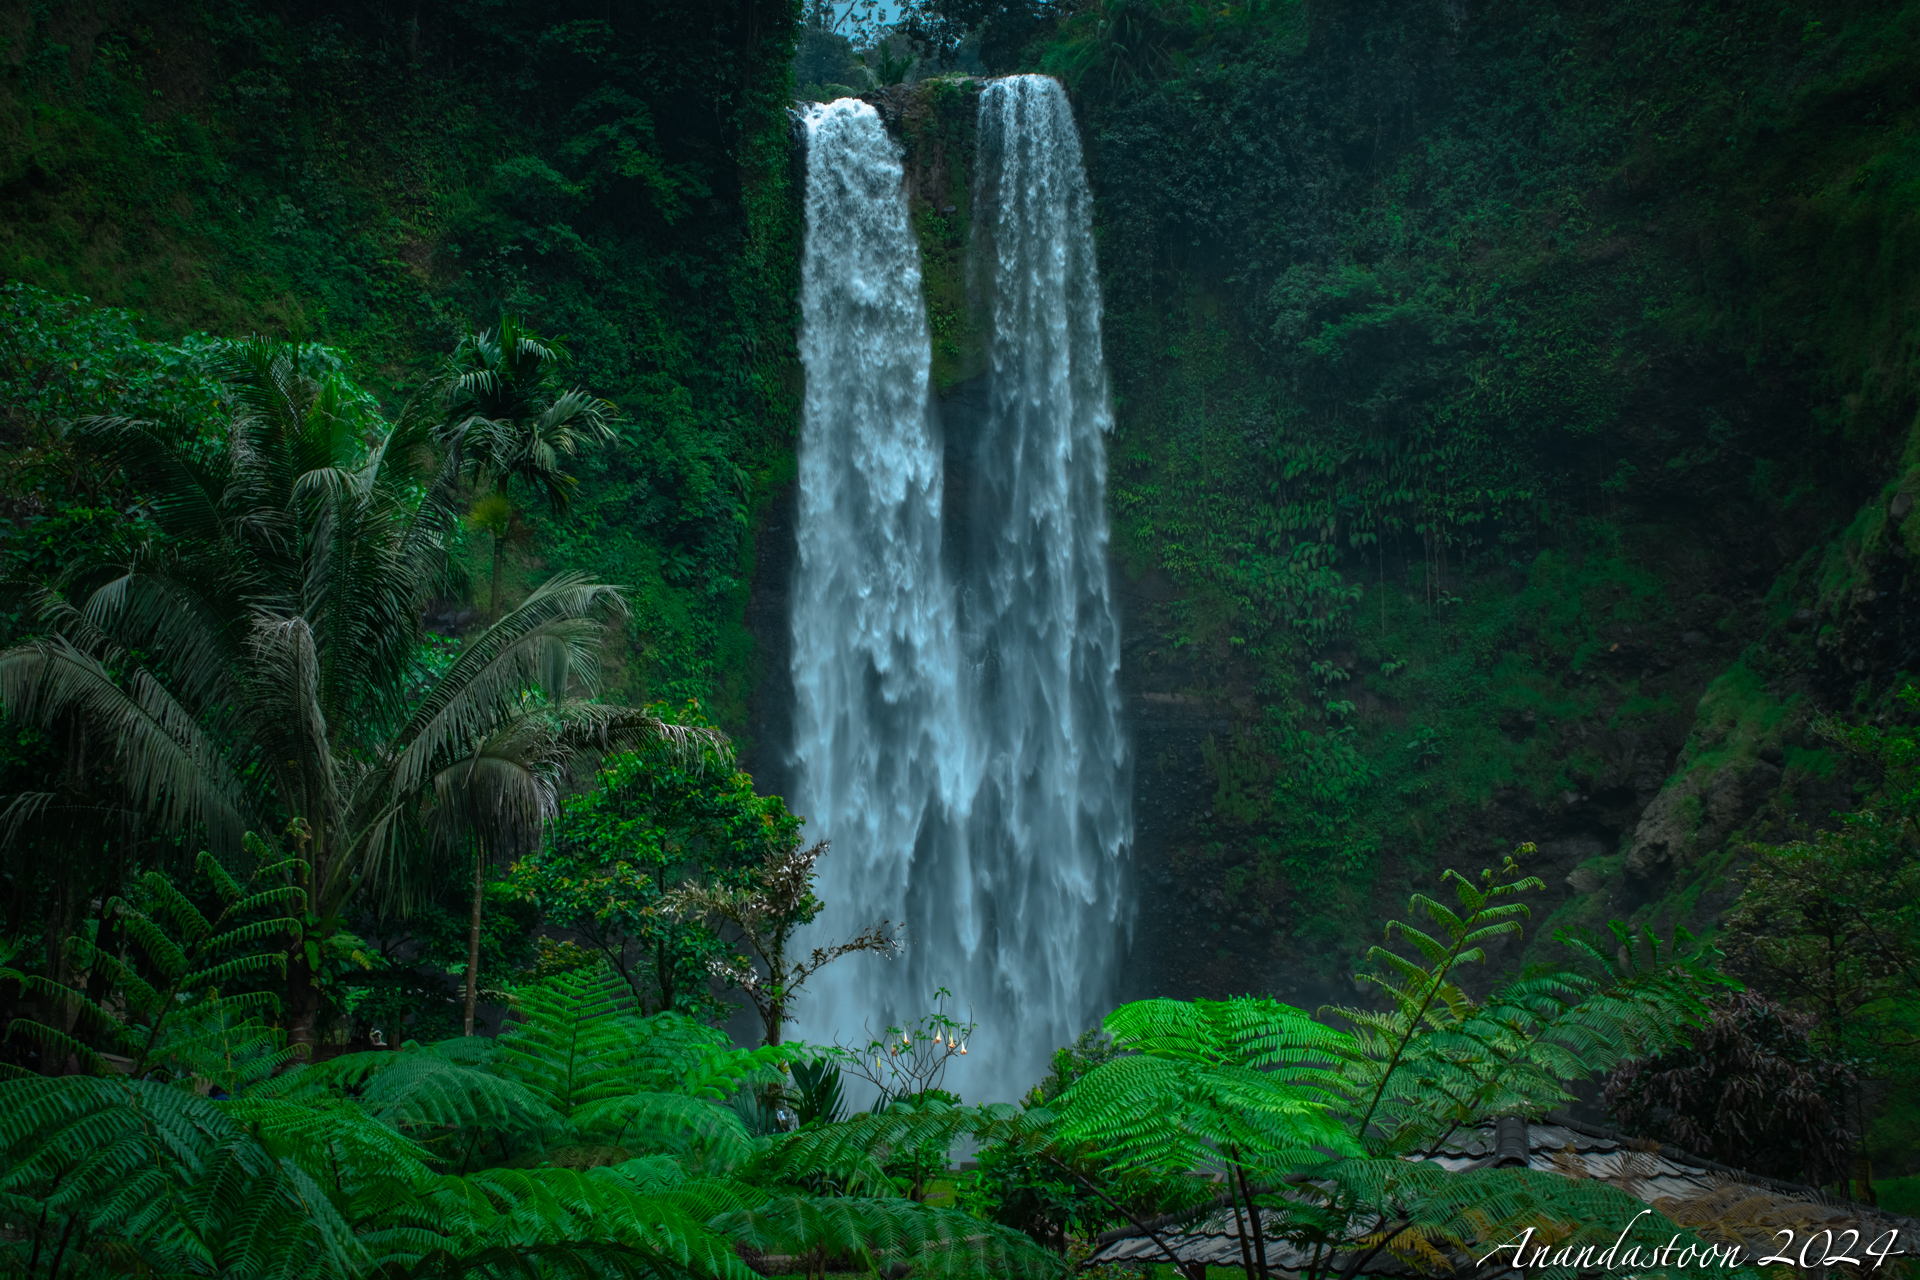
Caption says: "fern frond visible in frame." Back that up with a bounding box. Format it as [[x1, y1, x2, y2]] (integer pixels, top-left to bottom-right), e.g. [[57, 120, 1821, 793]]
[[226, 1095, 434, 1186], [711, 1195, 1064, 1280], [1053, 1055, 1355, 1175], [757, 1099, 1011, 1191], [116, 907, 190, 980], [575, 1090, 756, 1167], [144, 871, 216, 942], [494, 967, 648, 1111], [411, 1165, 755, 1280]]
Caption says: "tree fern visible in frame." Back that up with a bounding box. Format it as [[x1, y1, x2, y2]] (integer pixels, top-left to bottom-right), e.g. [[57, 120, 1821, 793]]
[[1038, 857, 1731, 1280], [280, 1042, 567, 1169], [406, 1166, 754, 1280], [0, 1076, 363, 1280], [1333, 878, 1726, 1157], [5, 842, 302, 1083], [712, 1194, 1062, 1279], [754, 1097, 1017, 1193], [492, 966, 651, 1112], [571, 1090, 756, 1172]]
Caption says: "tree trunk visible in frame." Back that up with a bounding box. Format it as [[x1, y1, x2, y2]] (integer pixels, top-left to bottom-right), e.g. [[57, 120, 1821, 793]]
[[464, 839, 486, 1036], [1237, 1160, 1271, 1279], [654, 935, 674, 1015], [761, 937, 785, 1046], [39, 872, 73, 1075], [286, 934, 320, 1055], [82, 876, 122, 1013], [1225, 1159, 1257, 1279], [489, 531, 504, 617]]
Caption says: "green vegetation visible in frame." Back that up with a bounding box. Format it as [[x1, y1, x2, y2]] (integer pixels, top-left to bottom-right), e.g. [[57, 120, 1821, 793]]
[[2, 856, 1753, 1279], [1717, 689, 1920, 1198], [885, 0, 1920, 975], [9, 0, 1920, 1260], [1603, 990, 1856, 1185], [0, 328, 706, 1050], [512, 713, 798, 1020], [895, 77, 988, 393], [1044, 860, 1730, 1278], [0, 0, 803, 724], [0, 952, 1065, 1279]]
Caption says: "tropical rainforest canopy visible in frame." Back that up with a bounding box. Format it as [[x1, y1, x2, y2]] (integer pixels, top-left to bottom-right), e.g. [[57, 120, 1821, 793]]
[[1, 0, 1919, 1275]]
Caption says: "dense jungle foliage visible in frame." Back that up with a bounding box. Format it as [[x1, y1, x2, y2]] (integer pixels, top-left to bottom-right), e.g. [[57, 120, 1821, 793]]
[[2, 839, 1770, 1280], [1019, 0, 1920, 951], [7, 0, 1920, 1268], [0, 0, 803, 724]]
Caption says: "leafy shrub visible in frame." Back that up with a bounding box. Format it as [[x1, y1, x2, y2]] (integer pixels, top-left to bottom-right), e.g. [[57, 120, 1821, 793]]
[[1604, 991, 1856, 1184]]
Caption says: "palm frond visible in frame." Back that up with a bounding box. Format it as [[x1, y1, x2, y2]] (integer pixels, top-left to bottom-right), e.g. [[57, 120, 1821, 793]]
[[0, 637, 253, 851]]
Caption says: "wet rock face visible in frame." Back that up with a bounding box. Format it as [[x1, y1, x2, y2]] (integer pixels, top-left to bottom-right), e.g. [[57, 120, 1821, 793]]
[[1625, 759, 1783, 884]]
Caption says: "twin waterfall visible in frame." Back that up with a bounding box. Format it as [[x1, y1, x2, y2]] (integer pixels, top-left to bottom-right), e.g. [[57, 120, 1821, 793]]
[[789, 77, 1129, 1103]]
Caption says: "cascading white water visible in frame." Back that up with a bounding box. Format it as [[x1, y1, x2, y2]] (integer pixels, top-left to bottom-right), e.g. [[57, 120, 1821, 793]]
[[962, 74, 1130, 1090], [790, 80, 1128, 1103], [789, 97, 974, 1072]]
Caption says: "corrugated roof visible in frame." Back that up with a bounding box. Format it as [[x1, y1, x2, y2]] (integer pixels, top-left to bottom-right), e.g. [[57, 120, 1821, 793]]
[[1089, 1114, 1918, 1275]]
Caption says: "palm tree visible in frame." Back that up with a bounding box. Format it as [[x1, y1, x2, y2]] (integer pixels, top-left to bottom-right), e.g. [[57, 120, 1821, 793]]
[[439, 316, 616, 616], [434, 317, 639, 1030], [0, 339, 699, 1051]]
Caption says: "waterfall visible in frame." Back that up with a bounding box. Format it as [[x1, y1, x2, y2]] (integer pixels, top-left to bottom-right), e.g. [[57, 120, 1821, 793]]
[[789, 98, 973, 1073], [790, 80, 1128, 1103], [962, 75, 1131, 1087]]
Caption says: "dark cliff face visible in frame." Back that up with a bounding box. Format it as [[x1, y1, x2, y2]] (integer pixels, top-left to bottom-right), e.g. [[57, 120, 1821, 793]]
[[764, 0, 1920, 1002]]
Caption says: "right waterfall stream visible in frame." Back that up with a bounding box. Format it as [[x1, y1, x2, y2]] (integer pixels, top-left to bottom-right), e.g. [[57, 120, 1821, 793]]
[[792, 76, 1130, 1103]]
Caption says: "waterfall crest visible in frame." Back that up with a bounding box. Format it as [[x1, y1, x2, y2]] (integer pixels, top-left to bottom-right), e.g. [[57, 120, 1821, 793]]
[[790, 82, 1128, 1102]]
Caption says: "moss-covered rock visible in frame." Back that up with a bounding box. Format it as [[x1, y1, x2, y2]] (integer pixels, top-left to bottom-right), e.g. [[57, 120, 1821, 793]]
[[864, 77, 989, 393]]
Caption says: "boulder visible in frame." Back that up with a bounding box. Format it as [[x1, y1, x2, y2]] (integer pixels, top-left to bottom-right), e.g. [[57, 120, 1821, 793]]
[[1625, 758, 1781, 881]]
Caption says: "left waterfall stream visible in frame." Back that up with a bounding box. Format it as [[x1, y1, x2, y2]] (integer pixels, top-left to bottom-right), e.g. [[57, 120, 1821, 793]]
[[786, 98, 977, 1098]]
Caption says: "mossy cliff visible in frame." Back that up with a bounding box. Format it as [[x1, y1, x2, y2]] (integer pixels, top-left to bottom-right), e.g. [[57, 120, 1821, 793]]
[[853, 0, 1920, 1002], [1063, 0, 1920, 996]]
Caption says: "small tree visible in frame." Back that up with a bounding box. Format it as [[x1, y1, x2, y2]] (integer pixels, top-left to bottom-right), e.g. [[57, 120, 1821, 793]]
[[1720, 703, 1920, 1056], [440, 315, 616, 616], [434, 704, 715, 1036], [666, 838, 899, 1046], [1719, 689, 1920, 1197], [512, 709, 791, 1018], [840, 987, 977, 1107]]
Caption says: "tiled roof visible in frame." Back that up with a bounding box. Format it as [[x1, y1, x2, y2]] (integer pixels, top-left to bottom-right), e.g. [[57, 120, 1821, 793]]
[[1089, 1115, 1919, 1275]]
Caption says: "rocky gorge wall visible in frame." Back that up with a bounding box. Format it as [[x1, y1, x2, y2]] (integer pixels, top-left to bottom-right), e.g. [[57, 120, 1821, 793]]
[[760, 0, 1920, 1011]]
